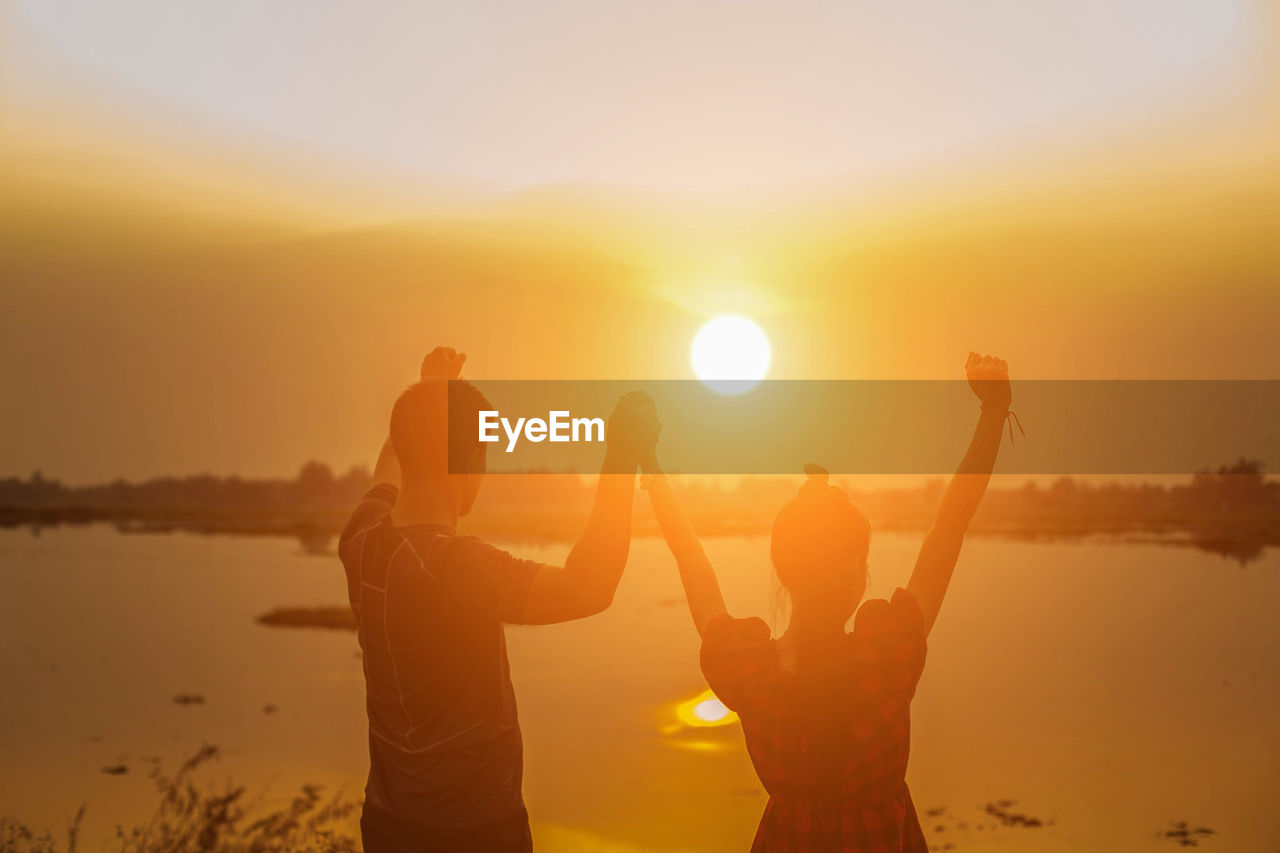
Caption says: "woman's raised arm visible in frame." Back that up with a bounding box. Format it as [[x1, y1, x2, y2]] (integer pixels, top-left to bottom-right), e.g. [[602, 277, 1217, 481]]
[[642, 468, 728, 637], [907, 353, 1012, 637]]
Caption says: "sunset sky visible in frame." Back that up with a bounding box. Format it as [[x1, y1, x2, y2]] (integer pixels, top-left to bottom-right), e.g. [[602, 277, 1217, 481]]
[[3, 0, 1279, 482], [6, 0, 1260, 191]]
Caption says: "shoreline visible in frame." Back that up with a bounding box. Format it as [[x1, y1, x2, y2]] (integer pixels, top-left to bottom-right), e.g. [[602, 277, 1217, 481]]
[[3, 504, 1276, 564]]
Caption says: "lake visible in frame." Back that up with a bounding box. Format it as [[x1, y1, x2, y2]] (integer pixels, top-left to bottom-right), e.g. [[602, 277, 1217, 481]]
[[1, 526, 1277, 851]]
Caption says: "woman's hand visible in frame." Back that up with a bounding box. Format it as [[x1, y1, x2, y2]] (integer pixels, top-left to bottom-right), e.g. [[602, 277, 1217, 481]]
[[606, 391, 661, 469], [966, 352, 1011, 409]]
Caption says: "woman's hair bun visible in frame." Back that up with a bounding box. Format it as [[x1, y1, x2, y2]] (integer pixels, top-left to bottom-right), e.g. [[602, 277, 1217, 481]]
[[799, 463, 838, 502], [803, 462, 829, 485]]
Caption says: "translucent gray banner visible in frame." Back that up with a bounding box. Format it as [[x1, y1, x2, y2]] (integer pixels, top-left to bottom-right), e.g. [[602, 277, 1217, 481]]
[[450, 380, 1280, 475]]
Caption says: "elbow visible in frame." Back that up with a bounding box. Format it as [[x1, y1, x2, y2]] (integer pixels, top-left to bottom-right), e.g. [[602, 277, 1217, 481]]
[[581, 588, 615, 617]]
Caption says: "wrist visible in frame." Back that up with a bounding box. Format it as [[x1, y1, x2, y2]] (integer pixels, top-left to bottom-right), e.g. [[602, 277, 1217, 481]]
[[978, 403, 1026, 444], [639, 448, 662, 476], [602, 446, 641, 474]]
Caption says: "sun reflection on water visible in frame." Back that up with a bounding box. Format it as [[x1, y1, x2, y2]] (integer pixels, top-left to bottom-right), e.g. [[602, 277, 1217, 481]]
[[673, 688, 738, 729]]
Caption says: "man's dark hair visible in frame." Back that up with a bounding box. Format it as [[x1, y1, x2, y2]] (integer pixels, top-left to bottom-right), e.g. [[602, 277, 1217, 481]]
[[389, 380, 492, 479]]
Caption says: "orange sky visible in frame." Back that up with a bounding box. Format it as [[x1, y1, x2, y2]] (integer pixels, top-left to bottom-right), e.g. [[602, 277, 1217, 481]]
[[2, 2, 1279, 481]]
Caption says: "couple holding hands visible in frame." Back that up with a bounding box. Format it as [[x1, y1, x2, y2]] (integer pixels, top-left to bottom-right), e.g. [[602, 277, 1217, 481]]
[[339, 347, 1012, 853]]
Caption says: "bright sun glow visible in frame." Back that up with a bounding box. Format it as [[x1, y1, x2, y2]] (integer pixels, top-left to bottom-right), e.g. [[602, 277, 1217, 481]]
[[691, 315, 771, 393], [692, 698, 729, 723], [673, 688, 739, 729]]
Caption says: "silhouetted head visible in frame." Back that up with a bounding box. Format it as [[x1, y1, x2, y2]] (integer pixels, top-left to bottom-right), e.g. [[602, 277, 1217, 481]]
[[771, 464, 871, 626], [389, 380, 492, 516]]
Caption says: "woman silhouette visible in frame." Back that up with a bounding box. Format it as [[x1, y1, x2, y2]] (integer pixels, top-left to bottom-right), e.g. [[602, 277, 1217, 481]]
[[643, 353, 1013, 852]]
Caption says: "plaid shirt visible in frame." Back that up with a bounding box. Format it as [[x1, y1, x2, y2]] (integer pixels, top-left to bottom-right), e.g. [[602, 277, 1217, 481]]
[[701, 588, 928, 853]]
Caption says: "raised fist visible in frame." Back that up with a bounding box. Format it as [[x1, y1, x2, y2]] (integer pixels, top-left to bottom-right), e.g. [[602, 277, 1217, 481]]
[[966, 352, 1012, 409], [420, 347, 466, 382]]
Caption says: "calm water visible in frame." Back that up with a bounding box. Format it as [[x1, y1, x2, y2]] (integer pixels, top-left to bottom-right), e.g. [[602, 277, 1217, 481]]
[[1, 526, 1277, 851]]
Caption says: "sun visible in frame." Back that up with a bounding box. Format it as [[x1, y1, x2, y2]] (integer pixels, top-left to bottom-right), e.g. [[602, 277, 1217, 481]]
[[691, 315, 771, 393]]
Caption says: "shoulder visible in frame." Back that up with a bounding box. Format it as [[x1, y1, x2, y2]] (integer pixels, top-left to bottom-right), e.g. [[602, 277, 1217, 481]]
[[444, 536, 543, 621], [699, 615, 778, 712], [702, 613, 773, 650], [446, 536, 534, 570], [338, 483, 399, 559], [854, 587, 925, 634], [850, 587, 927, 686], [358, 482, 399, 513]]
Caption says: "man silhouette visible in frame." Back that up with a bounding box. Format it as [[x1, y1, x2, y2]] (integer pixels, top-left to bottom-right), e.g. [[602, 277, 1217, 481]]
[[339, 347, 657, 852]]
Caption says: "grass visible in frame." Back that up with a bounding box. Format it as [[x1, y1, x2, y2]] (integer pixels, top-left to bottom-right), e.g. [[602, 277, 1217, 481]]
[[0, 746, 361, 853]]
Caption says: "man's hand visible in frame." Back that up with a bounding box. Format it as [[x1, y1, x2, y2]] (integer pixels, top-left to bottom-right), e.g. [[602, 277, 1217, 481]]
[[966, 352, 1012, 409], [606, 391, 661, 466], [420, 347, 466, 382]]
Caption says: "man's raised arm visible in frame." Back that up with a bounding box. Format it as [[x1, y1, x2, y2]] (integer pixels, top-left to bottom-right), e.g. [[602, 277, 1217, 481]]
[[366, 346, 471, 492], [517, 392, 659, 625]]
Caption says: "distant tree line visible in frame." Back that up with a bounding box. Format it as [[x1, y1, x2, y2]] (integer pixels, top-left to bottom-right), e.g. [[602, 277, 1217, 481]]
[[0, 461, 597, 511], [0, 462, 374, 510], [3, 459, 1276, 564], [2, 459, 1275, 518]]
